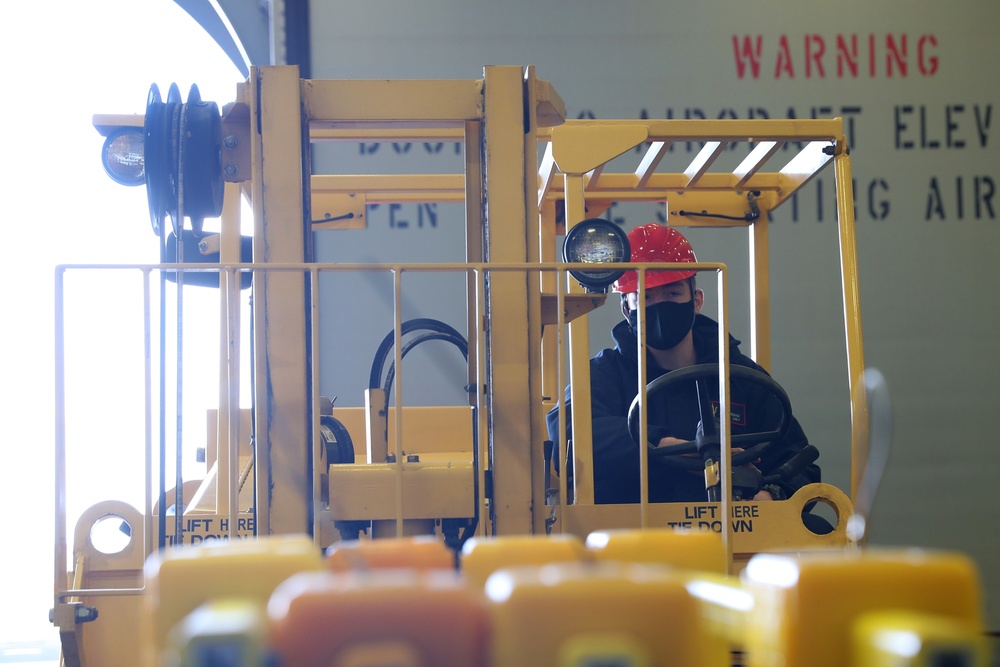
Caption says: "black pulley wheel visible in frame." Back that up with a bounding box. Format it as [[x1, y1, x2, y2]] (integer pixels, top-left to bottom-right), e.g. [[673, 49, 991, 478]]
[[144, 83, 224, 236], [180, 84, 224, 235]]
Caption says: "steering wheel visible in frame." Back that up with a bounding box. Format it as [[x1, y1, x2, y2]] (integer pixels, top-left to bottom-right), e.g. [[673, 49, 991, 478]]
[[626, 363, 792, 471]]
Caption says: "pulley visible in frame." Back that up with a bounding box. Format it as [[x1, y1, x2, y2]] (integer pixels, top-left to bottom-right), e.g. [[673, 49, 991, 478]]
[[144, 83, 224, 236]]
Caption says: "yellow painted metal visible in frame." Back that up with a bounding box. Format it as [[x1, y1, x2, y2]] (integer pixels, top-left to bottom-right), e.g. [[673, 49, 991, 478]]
[[533, 77, 568, 128], [635, 270, 649, 522], [716, 266, 734, 567], [310, 126, 466, 142], [667, 192, 759, 226], [481, 66, 537, 535], [834, 149, 870, 504], [248, 66, 310, 536], [463, 119, 485, 458], [215, 182, 244, 522], [472, 268, 490, 538], [484, 562, 736, 667], [152, 513, 256, 545], [540, 293, 607, 326], [742, 549, 985, 667], [192, 410, 252, 518], [334, 405, 475, 458], [460, 533, 587, 590], [267, 569, 490, 667], [734, 141, 783, 187], [184, 464, 254, 517], [557, 483, 854, 560], [749, 212, 772, 369], [564, 172, 596, 506], [363, 389, 388, 464], [634, 140, 671, 188], [312, 174, 466, 203], [523, 66, 552, 537], [65, 501, 146, 667], [537, 142, 559, 210], [326, 536, 455, 571], [51, 601, 85, 667], [684, 141, 729, 187], [550, 123, 648, 175], [91, 113, 143, 134], [303, 76, 560, 138], [851, 611, 992, 667], [302, 78, 484, 126], [326, 458, 474, 521], [311, 191, 367, 230], [220, 100, 252, 184], [539, 171, 823, 203], [586, 527, 727, 574], [538, 118, 842, 143], [143, 534, 322, 667]]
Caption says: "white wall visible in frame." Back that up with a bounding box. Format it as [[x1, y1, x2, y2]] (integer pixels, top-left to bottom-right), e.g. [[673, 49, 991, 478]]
[[308, 0, 1000, 626]]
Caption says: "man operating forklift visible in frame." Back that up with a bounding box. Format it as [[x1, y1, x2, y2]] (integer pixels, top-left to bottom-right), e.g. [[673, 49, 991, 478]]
[[547, 223, 825, 524]]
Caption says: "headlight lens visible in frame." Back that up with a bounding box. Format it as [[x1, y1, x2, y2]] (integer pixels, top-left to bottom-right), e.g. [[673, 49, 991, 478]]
[[562, 218, 631, 290], [101, 127, 145, 186]]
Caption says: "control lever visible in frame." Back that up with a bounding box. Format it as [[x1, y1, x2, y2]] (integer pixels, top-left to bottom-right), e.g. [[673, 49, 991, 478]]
[[762, 445, 820, 484]]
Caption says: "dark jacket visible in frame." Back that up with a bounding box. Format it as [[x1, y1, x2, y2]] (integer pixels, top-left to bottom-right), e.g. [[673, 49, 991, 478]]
[[545, 315, 821, 504]]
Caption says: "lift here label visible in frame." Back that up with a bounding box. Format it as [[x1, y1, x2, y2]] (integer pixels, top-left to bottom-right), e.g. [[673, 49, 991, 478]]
[[666, 504, 759, 533]]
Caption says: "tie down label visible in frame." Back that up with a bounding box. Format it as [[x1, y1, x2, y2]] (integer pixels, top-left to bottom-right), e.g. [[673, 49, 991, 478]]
[[666, 504, 759, 532]]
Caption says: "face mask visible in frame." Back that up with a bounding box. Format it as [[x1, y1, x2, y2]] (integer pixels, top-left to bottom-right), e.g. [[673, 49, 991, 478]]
[[628, 299, 696, 350]]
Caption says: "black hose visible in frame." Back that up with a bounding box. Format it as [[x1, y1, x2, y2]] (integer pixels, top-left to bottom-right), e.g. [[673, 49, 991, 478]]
[[368, 318, 468, 390], [381, 332, 469, 404]]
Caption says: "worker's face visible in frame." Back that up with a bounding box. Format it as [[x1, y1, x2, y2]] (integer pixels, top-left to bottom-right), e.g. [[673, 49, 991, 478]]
[[624, 279, 703, 312], [622, 279, 704, 350]]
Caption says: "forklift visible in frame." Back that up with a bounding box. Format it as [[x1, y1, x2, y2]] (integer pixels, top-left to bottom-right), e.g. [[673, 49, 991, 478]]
[[52, 66, 989, 667]]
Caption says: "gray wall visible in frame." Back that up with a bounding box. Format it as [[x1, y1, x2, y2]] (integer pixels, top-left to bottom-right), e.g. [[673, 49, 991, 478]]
[[306, 0, 1000, 626]]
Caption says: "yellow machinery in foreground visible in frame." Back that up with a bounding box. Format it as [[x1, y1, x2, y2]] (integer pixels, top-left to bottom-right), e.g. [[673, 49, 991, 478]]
[[53, 66, 992, 667]]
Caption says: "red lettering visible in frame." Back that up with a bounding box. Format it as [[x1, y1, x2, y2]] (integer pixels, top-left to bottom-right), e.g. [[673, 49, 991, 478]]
[[919, 34, 939, 76], [836, 34, 858, 78], [869, 34, 877, 78], [732, 35, 763, 79], [805, 34, 826, 78], [886, 34, 908, 77], [732, 32, 937, 80], [775, 35, 794, 78]]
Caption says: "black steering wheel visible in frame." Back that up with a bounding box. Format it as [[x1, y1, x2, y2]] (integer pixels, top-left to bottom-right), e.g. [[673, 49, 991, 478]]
[[626, 363, 792, 471]]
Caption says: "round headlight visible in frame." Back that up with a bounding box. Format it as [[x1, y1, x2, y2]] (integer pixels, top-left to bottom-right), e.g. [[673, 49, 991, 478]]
[[562, 218, 631, 291], [101, 127, 145, 186]]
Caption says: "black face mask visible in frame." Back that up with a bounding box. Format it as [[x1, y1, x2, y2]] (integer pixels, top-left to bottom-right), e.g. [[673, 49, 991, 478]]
[[628, 299, 696, 350]]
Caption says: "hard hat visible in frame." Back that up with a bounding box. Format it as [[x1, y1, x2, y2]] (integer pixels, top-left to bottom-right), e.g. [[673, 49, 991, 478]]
[[612, 224, 697, 294]]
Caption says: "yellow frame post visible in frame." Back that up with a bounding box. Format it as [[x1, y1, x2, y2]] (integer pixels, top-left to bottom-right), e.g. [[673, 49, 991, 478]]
[[834, 148, 869, 503], [481, 66, 536, 534], [249, 66, 311, 535]]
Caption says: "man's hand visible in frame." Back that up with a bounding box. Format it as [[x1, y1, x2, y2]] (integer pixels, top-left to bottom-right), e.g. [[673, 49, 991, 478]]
[[735, 447, 774, 501], [655, 440, 775, 501]]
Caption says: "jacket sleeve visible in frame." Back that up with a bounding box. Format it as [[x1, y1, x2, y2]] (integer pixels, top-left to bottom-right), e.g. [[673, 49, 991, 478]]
[[545, 352, 646, 500]]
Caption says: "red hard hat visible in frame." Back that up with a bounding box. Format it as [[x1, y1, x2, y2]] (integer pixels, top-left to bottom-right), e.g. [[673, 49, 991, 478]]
[[612, 224, 697, 294]]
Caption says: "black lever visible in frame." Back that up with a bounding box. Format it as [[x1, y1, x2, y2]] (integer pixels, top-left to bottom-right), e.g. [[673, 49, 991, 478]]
[[763, 445, 820, 484]]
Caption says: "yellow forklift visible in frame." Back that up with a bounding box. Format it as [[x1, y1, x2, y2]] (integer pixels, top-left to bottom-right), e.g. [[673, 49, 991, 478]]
[[54, 66, 990, 667]]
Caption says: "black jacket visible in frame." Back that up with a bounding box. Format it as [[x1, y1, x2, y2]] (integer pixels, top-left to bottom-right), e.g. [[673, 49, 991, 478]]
[[545, 315, 821, 504]]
